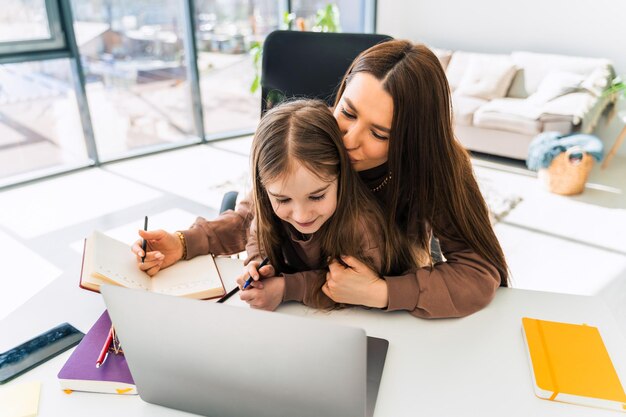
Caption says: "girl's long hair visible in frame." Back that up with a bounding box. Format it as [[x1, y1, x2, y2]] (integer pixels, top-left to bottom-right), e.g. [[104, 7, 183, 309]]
[[334, 40, 509, 286], [251, 99, 414, 291]]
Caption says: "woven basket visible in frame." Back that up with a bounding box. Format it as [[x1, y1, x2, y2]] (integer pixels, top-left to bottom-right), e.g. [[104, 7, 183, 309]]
[[538, 147, 594, 195]]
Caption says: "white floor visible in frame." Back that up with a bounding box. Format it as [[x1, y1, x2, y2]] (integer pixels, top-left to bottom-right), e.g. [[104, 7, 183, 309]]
[[1, 137, 624, 330]]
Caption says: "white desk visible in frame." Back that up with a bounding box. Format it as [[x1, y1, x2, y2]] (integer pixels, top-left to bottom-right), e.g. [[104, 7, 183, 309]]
[[1, 258, 625, 417]]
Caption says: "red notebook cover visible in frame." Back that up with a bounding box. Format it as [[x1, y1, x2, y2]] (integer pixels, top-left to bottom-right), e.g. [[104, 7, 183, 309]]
[[78, 238, 99, 294]]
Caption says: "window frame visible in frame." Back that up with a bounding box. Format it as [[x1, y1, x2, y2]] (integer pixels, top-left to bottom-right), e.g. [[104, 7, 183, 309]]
[[0, 0, 66, 57]]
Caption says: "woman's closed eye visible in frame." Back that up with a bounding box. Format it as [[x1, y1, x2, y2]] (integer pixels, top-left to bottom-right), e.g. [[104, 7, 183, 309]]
[[341, 106, 388, 140], [371, 130, 389, 140], [309, 194, 326, 201], [340, 108, 356, 119]]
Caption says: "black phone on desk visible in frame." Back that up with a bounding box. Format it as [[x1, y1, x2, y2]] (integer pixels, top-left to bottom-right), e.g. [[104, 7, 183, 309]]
[[0, 322, 84, 384]]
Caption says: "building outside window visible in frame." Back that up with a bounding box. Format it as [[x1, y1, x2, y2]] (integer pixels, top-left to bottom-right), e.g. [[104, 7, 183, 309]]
[[194, 0, 282, 137], [70, 0, 196, 160]]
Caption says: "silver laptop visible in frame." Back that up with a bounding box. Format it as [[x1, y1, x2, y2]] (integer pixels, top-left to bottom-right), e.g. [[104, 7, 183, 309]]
[[101, 285, 388, 417]]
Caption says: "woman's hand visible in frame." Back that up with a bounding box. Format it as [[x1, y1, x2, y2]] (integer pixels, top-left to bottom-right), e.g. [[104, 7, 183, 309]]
[[237, 276, 285, 311], [131, 229, 184, 276], [323, 256, 389, 308]]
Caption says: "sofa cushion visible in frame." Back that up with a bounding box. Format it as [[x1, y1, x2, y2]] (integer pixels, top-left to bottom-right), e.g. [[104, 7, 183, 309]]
[[540, 92, 596, 125], [429, 47, 453, 70], [452, 92, 488, 126], [474, 111, 542, 136], [509, 51, 614, 97], [527, 71, 586, 105], [506, 68, 529, 98], [542, 117, 574, 135], [473, 98, 542, 135], [581, 66, 613, 96], [455, 58, 517, 100], [473, 92, 592, 136], [445, 52, 512, 90]]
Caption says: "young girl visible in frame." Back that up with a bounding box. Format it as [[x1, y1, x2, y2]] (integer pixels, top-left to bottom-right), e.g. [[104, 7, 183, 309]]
[[236, 99, 415, 311]]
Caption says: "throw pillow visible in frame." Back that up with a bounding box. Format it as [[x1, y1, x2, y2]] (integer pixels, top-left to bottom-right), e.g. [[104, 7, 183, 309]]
[[455, 57, 517, 100], [580, 66, 612, 96], [527, 71, 585, 105]]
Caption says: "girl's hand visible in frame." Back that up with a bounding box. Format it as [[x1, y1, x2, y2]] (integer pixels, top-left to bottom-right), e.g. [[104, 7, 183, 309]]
[[236, 260, 276, 290], [238, 276, 285, 311], [131, 229, 184, 276], [323, 256, 389, 308]]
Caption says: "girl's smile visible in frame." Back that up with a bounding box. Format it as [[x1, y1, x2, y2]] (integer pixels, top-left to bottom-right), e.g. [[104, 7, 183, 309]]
[[266, 162, 338, 235]]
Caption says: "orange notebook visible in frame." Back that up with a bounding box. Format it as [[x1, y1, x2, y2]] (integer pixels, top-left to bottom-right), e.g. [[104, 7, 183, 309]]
[[522, 317, 626, 412]]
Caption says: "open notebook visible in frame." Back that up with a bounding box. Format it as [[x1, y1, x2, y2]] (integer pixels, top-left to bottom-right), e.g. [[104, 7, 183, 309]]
[[522, 317, 626, 413], [80, 231, 225, 300]]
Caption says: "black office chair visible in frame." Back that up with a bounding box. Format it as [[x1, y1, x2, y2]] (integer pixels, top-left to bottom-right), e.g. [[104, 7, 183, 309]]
[[260, 30, 392, 113]]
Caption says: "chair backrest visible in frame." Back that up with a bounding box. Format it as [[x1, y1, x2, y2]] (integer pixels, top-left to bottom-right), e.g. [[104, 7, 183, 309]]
[[261, 30, 392, 113]]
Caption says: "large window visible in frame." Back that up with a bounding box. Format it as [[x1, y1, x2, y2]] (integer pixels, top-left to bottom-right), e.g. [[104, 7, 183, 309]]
[[0, 0, 376, 187], [0, 59, 88, 184], [194, 0, 282, 136], [291, 0, 375, 33], [71, 0, 197, 160]]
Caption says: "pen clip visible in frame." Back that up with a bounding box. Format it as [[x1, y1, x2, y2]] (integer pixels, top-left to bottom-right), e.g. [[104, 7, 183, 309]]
[[110, 326, 124, 355]]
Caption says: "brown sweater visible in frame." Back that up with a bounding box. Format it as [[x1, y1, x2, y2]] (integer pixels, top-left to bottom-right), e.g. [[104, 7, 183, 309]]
[[245, 216, 385, 311], [182, 197, 253, 259], [181, 165, 501, 318]]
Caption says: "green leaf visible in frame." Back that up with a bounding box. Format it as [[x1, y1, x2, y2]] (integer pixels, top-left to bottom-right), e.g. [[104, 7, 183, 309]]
[[313, 3, 341, 32], [602, 76, 626, 98], [250, 75, 260, 94]]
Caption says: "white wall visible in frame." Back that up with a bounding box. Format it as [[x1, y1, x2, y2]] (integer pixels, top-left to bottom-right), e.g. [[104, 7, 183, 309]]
[[377, 0, 626, 157], [377, 0, 626, 73]]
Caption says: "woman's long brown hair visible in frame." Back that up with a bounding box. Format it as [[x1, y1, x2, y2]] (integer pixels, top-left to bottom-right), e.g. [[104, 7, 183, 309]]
[[334, 40, 509, 286], [251, 99, 414, 289]]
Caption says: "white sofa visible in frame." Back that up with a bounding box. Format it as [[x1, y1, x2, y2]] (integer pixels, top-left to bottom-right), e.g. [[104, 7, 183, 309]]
[[432, 48, 615, 160]]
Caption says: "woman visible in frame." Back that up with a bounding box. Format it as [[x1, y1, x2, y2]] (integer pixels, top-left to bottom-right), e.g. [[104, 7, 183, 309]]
[[133, 40, 508, 318]]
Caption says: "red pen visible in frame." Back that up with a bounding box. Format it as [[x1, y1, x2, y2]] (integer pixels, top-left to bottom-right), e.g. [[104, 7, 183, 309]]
[[95, 326, 114, 368]]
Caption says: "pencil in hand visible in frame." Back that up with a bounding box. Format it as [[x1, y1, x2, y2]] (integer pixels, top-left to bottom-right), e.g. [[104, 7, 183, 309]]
[[216, 258, 270, 304], [243, 258, 270, 290], [141, 216, 148, 263]]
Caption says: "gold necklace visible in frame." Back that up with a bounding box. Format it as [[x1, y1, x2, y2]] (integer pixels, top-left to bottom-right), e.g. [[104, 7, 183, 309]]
[[371, 171, 392, 192]]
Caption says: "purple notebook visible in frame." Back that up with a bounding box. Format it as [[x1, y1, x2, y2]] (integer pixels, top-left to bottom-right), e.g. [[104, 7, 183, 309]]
[[57, 311, 136, 394]]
